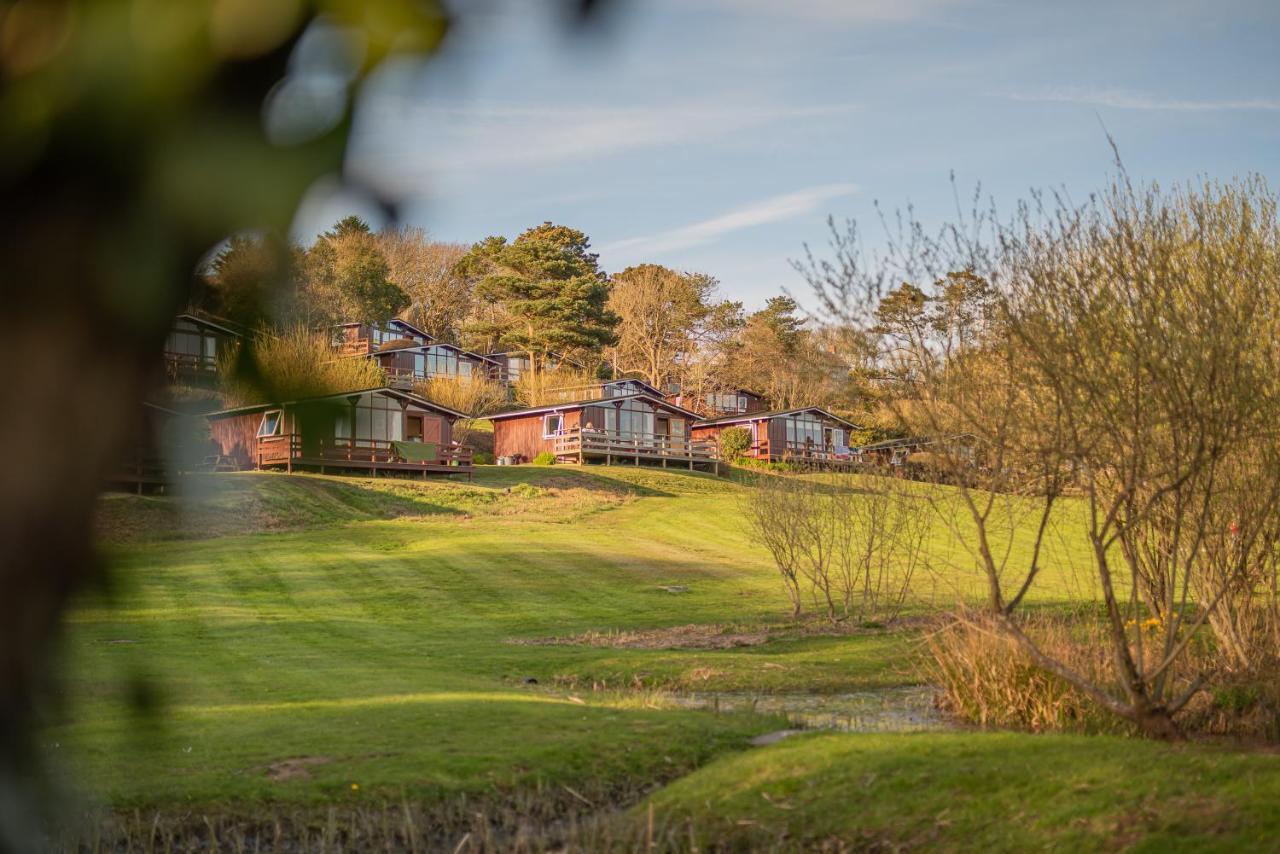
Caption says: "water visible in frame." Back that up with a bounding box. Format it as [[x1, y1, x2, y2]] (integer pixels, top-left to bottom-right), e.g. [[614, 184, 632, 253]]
[[668, 686, 951, 733]]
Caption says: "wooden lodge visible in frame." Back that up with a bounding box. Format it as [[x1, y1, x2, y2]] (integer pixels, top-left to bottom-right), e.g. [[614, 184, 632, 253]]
[[490, 381, 717, 470], [335, 320, 500, 387], [666, 386, 767, 418], [164, 314, 240, 383], [691, 406, 860, 466], [334, 319, 434, 356], [206, 388, 474, 478]]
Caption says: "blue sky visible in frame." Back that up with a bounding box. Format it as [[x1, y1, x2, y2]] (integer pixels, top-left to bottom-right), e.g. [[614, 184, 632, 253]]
[[295, 0, 1280, 310]]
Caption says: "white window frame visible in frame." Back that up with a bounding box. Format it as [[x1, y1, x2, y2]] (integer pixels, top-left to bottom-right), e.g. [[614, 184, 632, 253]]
[[542, 412, 565, 438], [257, 410, 283, 438]]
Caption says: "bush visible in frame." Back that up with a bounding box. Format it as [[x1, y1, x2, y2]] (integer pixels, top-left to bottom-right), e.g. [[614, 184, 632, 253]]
[[220, 327, 386, 406], [414, 376, 507, 418], [472, 451, 495, 465], [718, 426, 751, 461], [531, 451, 556, 466]]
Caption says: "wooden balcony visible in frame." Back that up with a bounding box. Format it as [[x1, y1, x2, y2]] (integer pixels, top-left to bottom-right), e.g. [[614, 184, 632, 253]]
[[164, 351, 218, 381], [551, 427, 719, 471], [256, 434, 474, 479]]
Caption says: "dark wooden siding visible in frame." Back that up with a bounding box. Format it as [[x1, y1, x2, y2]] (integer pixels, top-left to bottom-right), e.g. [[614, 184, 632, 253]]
[[493, 408, 580, 461], [766, 417, 786, 458], [208, 412, 265, 468]]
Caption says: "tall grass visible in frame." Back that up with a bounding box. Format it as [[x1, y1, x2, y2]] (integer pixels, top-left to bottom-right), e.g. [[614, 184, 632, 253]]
[[513, 366, 601, 407], [923, 608, 1280, 739], [414, 375, 508, 418], [219, 328, 386, 406]]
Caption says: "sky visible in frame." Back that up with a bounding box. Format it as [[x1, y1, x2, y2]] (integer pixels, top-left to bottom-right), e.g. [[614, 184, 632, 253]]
[[294, 0, 1280, 311]]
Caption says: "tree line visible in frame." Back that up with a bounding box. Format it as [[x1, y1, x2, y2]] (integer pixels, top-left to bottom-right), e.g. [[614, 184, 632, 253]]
[[198, 216, 879, 417]]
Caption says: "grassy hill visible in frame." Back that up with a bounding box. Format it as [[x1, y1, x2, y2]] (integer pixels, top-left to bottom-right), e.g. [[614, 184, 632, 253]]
[[53, 467, 1280, 850]]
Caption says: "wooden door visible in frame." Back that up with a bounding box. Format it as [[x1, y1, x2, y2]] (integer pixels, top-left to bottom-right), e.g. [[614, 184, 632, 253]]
[[421, 416, 443, 444], [406, 415, 424, 442]]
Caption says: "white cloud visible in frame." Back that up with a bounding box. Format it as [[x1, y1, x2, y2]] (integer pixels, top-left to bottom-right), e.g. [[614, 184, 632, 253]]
[[354, 99, 857, 180], [1007, 86, 1280, 112], [600, 183, 858, 255]]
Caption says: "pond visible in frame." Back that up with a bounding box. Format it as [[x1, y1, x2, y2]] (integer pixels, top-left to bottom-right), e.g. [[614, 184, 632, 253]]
[[668, 686, 953, 734]]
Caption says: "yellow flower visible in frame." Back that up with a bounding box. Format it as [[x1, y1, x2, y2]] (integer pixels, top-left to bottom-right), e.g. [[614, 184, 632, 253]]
[[350, 783, 360, 791]]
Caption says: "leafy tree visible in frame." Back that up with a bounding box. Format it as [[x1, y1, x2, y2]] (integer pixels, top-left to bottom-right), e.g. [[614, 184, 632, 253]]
[[306, 219, 409, 325], [204, 233, 310, 329], [874, 282, 929, 339], [460, 223, 617, 378]]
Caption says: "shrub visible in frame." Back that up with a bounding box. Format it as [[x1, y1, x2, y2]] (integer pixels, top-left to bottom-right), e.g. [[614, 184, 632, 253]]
[[531, 451, 556, 466], [219, 327, 385, 406], [472, 451, 495, 465], [514, 366, 600, 407], [414, 376, 507, 419], [718, 426, 751, 461], [922, 610, 1128, 735]]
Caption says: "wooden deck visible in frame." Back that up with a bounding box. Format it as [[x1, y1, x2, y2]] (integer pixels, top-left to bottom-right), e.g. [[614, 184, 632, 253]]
[[752, 438, 864, 469], [256, 435, 474, 479], [552, 428, 719, 471]]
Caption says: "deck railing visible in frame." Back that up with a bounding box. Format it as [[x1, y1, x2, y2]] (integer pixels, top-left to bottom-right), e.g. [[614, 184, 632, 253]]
[[336, 339, 372, 357], [552, 427, 718, 463], [163, 351, 218, 376], [256, 434, 473, 470], [754, 438, 861, 465], [382, 365, 497, 385]]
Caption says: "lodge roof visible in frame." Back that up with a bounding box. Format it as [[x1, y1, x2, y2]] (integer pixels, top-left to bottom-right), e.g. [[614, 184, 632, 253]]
[[692, 406, 859, 430], [376, 341, 501, 365], [207, 387, 471, 420], [337, 318, 435, 342], [175, 313, 243, 338], [487, 392, 702, 422]]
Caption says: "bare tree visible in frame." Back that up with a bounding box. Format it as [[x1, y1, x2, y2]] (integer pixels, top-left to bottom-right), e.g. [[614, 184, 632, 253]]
[[744, 471, 930, 624], [378, 226, 471, 343], [801, 174, 1280, 738]]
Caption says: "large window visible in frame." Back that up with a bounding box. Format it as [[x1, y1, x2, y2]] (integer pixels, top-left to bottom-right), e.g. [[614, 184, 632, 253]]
[[412, 346, 481, 379], [604, 399, 656, 438], [543, 413, 565, 437], [705, 393, 747, 413], [334, 394, 404, 444], [166, 320, 218, 365], [784, 413, 826, 448], [370, 323, 426, 347]]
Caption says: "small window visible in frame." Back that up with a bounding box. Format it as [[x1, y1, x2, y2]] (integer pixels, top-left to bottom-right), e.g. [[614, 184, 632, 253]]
[[257, 410, 282, 438], [543, 413, 564, 437]]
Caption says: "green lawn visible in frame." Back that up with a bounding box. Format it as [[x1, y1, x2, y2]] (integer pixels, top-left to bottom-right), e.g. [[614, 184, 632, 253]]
[[643, 731, 1280, 851], [53, 466, 1279, 848]]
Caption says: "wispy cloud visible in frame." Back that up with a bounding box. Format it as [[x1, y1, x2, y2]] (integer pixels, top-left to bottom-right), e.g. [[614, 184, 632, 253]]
[[1006, 86, 1280, 112], [354, 99, 857, 182], [600, 183, 858, 255]]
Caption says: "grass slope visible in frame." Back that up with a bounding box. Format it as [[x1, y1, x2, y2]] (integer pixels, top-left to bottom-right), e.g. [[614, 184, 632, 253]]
[[54, 466, 1280, 849], [645, 731, 1280, 851]]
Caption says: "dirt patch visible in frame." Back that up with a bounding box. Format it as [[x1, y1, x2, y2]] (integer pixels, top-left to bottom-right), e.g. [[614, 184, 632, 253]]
[[510, 618, 909, 651], [265, 756, 332, 782]]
